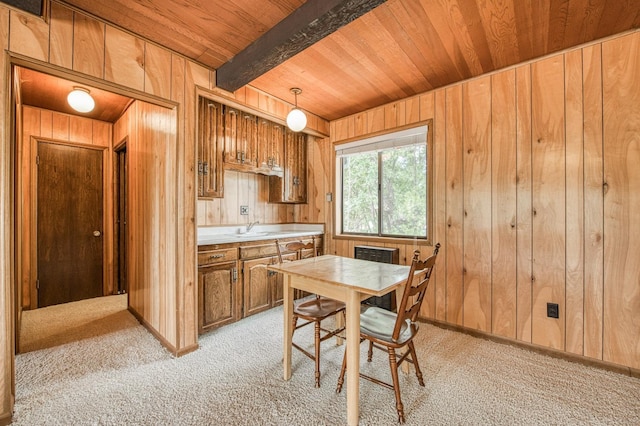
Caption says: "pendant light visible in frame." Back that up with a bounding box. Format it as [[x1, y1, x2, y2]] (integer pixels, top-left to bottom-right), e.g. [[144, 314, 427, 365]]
[[286, 87, 307, 132], [67, 87, 95, 113]]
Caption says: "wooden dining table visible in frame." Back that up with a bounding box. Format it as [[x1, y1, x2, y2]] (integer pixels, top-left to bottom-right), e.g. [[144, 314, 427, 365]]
[[267, 255, 412, 426]]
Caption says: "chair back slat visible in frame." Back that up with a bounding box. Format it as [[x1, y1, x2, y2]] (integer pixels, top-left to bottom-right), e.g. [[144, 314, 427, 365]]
[[276, 236, 316, 264], [391, 243, 440, 341]]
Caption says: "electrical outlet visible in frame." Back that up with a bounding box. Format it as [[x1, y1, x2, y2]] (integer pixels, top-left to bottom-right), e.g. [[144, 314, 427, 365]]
[[240, 205, 249, 215], [547, 302, 559, 319]]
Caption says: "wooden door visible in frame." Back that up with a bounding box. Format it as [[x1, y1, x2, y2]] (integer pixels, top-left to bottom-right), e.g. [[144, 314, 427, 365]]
[[36, 141, 104, 307], [114, 143, 128, 294]]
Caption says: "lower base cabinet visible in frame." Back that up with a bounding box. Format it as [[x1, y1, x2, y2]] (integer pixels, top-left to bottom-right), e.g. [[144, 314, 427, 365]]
[[198, 234, 322, 333], [243, 253, 295, 317]]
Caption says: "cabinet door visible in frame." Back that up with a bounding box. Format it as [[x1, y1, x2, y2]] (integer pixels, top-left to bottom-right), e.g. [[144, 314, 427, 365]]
[[238, 110, 257, 167], [197, 97, 224, 198], [257, 120, 284, 171], [223, 106, 240, 165], [243, 257, 271, 317], [268, 130, 307, 203], [198, 261, 239, 334]]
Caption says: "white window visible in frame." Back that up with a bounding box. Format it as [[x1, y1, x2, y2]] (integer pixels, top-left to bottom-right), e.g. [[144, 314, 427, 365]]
[[335, 125, 429, 239]]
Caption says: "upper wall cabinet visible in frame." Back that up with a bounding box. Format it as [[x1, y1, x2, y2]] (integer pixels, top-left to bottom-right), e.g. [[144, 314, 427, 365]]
[[197, 97, 224, 198], [197, 95, 307, 203], [269, 130, 307, 204]]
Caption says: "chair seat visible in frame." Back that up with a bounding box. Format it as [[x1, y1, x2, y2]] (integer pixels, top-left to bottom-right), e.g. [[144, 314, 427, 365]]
[[294, 297, 345, 320], [360, 306, 414, 344]]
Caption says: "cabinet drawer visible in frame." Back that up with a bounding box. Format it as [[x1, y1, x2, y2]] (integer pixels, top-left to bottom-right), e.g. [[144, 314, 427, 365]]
[[198, 248, 238, 266]]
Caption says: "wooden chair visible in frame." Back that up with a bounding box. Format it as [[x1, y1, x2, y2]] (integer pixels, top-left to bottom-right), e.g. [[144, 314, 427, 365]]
[[336, 243, 440, 423], [276, 238, 346, 387]]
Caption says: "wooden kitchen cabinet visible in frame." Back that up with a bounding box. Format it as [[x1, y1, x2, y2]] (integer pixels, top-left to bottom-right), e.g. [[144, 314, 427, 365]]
[[223, 106, 258, 171], [256, 119, 284, 173], [197, 97, 224, 198], [268, 130, 307, 203], [242, 252, 295, 317], [198, 247, 240, 334]]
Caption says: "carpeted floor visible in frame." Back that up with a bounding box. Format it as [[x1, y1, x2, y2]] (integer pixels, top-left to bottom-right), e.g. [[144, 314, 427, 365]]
[[13, 296, 640, 425]]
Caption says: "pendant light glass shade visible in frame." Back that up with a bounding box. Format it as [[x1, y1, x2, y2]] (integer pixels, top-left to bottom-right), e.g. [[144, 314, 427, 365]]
[[286, 88, 307, 132], [67, 87, 95, 113]]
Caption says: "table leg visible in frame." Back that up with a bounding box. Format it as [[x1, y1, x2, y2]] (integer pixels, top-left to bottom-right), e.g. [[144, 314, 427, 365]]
[[346, 290, 360, 426], [283, 275, 293, 380]]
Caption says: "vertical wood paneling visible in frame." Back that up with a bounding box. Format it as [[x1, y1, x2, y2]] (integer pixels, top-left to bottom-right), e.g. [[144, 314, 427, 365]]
[[0, 6, 11, 420], [49, 2, 74, 68], [491, 69, 517, 339], [582, 44, 604, 361], [73, 13, 105, 78], [531, 55, 566, 350], [602, 32, 640, 369], [105, 26, 144, 90], [145, 43, 172, 99], [445, 85, 464, 326], [366, 106, 385, 134], [433, 90, 447, 322], [9, 10, 49, 61], [515, 64, 533, 343], [462, 76, 492, 332], [564, 49, 585, 356]]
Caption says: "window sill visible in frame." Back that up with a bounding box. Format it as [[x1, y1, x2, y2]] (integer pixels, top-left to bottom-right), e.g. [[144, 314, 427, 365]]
[[333, 233, 431, 246]]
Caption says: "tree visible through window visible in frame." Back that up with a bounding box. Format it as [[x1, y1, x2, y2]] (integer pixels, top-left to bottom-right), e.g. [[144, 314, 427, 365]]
[[338, 126, 428, 238]]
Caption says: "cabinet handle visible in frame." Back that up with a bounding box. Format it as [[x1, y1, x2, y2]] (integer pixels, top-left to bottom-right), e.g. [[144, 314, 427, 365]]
[[232, 268, 238, 282], [209, 254, 225, 259], [203, 162, 209, 176]]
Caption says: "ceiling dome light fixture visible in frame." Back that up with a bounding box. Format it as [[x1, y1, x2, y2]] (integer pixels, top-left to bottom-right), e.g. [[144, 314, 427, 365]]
[[286, 87, 307, 132], [67, 87, 95, 113]]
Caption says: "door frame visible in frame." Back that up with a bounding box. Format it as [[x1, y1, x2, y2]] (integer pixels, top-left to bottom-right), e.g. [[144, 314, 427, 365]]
[[113, 138, 127, 295], [30, 138, 110, 309]]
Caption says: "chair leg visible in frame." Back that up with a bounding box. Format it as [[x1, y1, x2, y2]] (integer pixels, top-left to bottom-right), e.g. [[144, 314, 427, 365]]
[[314, 320, 321, 387], [387, 348, 405, 424], [336, 348, 347, 393], [367, 341, 374, 362], [408, 341, 424, 387], [292, 315, 298, 336]]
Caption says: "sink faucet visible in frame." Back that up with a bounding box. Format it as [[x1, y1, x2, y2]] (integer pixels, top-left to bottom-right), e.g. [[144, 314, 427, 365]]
[[246, 221, 259, 232]]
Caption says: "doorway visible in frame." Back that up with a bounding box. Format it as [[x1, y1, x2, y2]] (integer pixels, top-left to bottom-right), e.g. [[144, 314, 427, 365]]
[[36, 141, 105, 307]]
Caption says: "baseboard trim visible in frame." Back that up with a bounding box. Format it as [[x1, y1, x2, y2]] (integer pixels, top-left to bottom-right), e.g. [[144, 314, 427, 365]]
[[422, 318, 638, 378], [128, 307, 199, 357]]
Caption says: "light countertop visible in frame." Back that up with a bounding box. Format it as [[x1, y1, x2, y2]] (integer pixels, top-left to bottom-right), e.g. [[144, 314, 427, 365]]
[[198, 223, 324, 245]]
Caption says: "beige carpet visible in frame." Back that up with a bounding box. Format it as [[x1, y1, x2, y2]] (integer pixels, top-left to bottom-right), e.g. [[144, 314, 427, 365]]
[[19, 294, 135, 353], [13, 297, 640, 425]]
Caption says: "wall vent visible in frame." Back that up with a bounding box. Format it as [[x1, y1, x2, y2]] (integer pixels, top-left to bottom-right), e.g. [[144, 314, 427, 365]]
[[354, 246, 399, 311]]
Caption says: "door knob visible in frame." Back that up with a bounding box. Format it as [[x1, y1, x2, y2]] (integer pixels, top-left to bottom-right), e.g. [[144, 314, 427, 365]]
[[93, 230, 101, 237]]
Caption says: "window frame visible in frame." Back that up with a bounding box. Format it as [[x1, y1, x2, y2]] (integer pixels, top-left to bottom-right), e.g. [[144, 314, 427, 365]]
[[334, 122, 433, 245]]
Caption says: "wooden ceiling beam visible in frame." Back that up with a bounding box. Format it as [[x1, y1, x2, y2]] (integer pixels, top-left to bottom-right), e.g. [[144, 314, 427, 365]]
[[215, 0, 387, 92]]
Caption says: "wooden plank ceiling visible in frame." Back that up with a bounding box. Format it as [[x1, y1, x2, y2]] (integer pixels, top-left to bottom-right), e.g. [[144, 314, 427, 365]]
[[60, 0, 640, 121]]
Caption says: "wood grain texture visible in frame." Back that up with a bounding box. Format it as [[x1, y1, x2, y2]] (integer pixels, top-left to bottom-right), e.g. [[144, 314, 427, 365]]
[[491, 69, 517, 339], [602, 32, 640, 369], [462, 76, 492, 332], [104, 25, 144, 91], [515, 64, 533, 343], [531, 55, 566, 351], [0, 6, 11, 421], [564, 49, 585, 356], [445, 85, 464, 326], [49, 2, 74, 68], [433, 90, 447, 322], [582, 44, 604, 361], [9, 9, 49, 61], [72, 13, 105, 78]]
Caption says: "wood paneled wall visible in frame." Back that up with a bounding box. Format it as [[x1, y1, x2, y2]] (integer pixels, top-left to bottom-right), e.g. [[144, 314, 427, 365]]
[[0, 1, 330, 422], [114, 101, 180, 348], [18, 106, 114, 309], [328, 31, 640, 371]]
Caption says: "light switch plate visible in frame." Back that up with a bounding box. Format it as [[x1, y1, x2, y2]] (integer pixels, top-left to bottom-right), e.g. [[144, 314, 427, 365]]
[[240, 205, 249, 215]]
